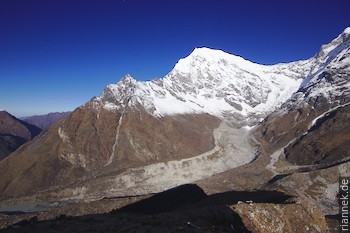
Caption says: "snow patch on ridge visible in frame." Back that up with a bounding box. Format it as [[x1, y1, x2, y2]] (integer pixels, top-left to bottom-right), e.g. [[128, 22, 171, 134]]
[[307, 102, 350, 131]]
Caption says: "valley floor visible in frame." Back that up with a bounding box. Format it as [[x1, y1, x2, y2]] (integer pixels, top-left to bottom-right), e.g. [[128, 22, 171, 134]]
[[1, 185, 323, 233], [0, 120, 342, 232]]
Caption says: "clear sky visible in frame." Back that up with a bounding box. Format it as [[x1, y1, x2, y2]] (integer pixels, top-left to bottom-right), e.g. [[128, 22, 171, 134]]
[[1, 0, 349, 117]]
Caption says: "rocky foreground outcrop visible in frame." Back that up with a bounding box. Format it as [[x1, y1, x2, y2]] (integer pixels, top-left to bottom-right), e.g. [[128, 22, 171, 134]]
[[233, 201, 328, 233]]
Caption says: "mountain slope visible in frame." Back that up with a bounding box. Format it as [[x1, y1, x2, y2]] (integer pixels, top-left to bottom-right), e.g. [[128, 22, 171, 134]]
[[254, 27, 350, 160], [23, 112, 71, 129], [253, 27, 350, 214], [0, 111, 42, 160], [0, 28, 349, 205]]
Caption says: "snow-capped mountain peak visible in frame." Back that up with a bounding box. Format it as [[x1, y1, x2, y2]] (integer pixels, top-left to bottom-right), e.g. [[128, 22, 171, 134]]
[[93, 49, 305, 127], [92, 28, 349, 127], [90, 74, 138, 111], [176, 47, 252, 68], [171, 47, 264, 80], [119, 74, 137, 84]]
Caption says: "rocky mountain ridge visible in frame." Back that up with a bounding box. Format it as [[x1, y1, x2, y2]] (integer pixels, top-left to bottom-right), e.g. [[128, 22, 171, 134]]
[[0, 111, 41, 160]]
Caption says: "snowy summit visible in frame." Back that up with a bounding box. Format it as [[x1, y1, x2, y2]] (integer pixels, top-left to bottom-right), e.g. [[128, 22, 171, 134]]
[[90, 28, 350, 127]]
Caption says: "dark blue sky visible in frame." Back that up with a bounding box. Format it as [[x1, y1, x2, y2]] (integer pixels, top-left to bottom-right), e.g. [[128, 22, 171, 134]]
[[1, 0, 349, 117]]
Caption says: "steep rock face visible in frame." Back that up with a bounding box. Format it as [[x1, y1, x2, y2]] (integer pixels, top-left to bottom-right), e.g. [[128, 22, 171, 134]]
[[57, 105, 220, 171], [23, 112, 71, 129], [285, 104, 350, 165], [0, 111, 41, 160]]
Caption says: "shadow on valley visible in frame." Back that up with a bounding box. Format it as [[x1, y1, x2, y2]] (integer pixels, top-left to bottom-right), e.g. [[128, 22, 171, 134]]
[[1, 184, 294, 233], [116, 184, 207, 214], [117, 184, 294, 214]]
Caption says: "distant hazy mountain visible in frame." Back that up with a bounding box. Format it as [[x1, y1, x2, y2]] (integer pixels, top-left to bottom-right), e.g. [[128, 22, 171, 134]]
[[0, 110, 41, 160], [23, 112, 71, 129]]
